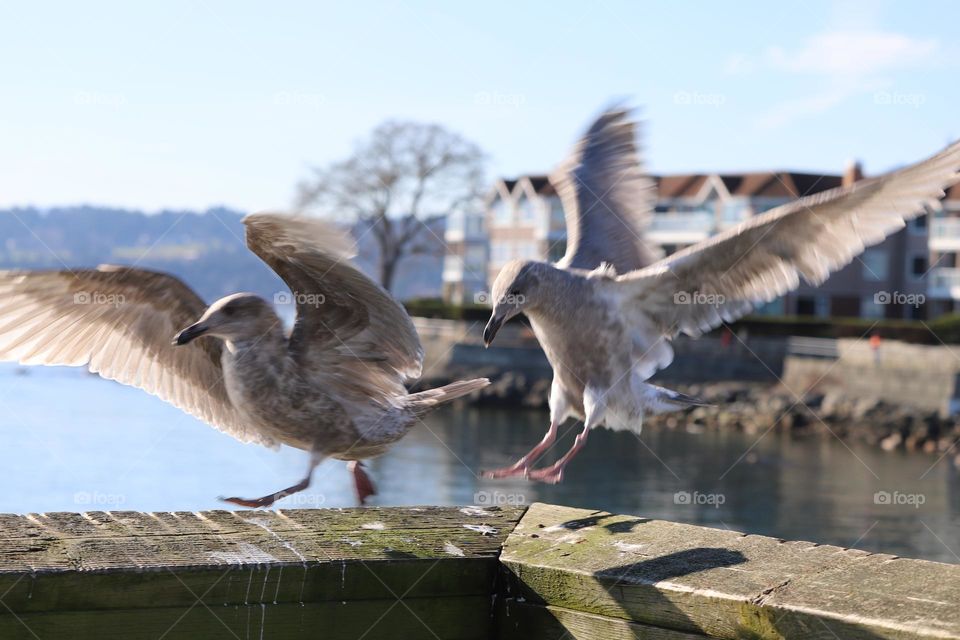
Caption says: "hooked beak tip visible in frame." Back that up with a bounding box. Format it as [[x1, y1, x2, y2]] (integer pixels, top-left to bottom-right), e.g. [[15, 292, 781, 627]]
[[483, 316, 502, 348], [173, 323, 206, 346]]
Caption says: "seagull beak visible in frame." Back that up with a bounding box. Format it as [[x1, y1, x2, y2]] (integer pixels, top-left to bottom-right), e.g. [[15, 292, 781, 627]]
[[483, 314, 504, 348], [172, 322, 208, 346]]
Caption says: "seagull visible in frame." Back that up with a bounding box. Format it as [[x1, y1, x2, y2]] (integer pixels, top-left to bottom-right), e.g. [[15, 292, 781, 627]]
[[0, 213, 488, 506], [481, 107, 960, 483]]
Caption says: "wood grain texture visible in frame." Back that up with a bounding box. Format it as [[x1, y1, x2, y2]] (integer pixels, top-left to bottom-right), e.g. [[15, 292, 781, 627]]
[[2, 503, 957, 639], [497, 600, 710, 639], [500, 503, 960, 640], [0, 506, 523, 640]]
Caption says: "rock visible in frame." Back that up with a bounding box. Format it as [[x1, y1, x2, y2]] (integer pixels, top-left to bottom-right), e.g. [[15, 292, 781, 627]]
[[803, 393, 825, 410], [880, 432, 903, 451], [852, 397, 881, 420], [904, 434, 923, 452]]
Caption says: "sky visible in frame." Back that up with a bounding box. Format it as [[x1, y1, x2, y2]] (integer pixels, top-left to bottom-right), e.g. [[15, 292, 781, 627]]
[[1, 0, 958, 212]]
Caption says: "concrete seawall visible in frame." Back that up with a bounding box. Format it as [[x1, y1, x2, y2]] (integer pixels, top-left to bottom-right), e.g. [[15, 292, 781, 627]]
[[414, 318, 960, 416], [413, 317, 785, 384], [783, 339, 960, 416]]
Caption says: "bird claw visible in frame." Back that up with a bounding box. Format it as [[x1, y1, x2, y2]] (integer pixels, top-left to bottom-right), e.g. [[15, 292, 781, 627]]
[[219, 495, 277, 509], [480, 465, 530, 479], [349, 461, 377, 505], [526, 468, 564, 484]]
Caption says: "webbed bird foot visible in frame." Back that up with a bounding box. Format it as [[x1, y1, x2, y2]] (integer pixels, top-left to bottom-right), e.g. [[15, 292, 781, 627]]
[[348, 461, 377, 505], [219, 472, 314, 509], [220, 494, 282, 509], [526, 466, 565, 484], [480, 463, 531, 479], [480, 420, 560, 479]]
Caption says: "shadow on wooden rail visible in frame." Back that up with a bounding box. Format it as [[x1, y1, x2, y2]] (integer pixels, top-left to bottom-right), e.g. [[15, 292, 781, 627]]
[[0, 503, 957, 639]]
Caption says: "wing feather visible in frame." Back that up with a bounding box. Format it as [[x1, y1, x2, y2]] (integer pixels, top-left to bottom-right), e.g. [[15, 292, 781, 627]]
[[243, 213, 424, 403], [0, 267, 272, 446], [619, 139, 960, 347], [553, 107, 663, 273]]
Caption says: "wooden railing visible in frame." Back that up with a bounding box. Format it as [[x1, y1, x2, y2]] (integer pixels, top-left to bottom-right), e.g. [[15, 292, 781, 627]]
[[1, 504, 958, 639]]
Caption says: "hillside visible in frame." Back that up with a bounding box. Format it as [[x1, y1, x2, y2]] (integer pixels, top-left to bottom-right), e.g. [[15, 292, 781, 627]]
[[0, 207, 444, 302]]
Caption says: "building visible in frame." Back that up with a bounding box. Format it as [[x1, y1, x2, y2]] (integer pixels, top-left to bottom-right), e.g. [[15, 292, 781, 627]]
[[485, 176, 567, 287], [441, 209, 488, 305], [648, 163, 932, 320], [442, 163, 959, 319], [928, 183, 960, 317]]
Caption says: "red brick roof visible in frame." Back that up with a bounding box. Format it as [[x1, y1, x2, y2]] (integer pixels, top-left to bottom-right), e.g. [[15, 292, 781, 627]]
[[526, 175, 554, 195], [496, 169, 960, 202], [651, 172, 842, 199]]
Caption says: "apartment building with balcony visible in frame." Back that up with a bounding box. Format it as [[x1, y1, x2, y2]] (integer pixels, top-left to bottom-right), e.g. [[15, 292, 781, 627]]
[[441, 208, 488, 305], [485, 175, 567, 286], [443, 163, 959, 319], [928, 183, 960, 316], [649, 171, 842, 255]]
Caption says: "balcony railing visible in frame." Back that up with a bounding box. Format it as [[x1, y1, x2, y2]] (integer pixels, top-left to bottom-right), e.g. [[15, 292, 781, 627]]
[[649, 212, 715, 234], [929, 267, 960, 299], [931, 218, 960, 242]]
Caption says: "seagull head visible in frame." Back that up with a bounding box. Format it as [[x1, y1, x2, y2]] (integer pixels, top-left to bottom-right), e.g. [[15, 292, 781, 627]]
[[173, 293, 280, 346], [483, 259, 543, 347]]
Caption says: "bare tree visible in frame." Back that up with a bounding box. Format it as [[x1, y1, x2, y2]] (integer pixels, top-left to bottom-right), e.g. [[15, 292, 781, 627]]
[[297, 120, 486, 292]]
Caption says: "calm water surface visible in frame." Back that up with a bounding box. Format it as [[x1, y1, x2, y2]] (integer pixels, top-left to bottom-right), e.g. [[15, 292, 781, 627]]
[[1, 363, 958, 563]]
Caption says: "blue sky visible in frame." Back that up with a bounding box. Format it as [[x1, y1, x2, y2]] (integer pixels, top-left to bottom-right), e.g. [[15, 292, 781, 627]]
[[1, 0, 958, 211]]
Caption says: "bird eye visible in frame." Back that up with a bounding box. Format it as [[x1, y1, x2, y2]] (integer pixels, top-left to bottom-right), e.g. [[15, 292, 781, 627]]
[[221, 306, 235, 316], [509, 289, 521, 297]]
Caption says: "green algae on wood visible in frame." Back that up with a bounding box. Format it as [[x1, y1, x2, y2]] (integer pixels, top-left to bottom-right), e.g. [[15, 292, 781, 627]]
[[2, 502, 959, 639], [499, 503, 960, 640], [0, 506, 522, 640]]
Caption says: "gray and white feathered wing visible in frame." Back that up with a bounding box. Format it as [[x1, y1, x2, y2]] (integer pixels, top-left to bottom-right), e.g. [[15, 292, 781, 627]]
[[553, 107, 663, 273], [243, 213, 424, 405], [0, 267, 272, 445], [618, 139, 960, 374]]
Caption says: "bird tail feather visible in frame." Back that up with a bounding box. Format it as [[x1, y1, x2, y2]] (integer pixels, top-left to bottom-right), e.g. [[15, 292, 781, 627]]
[[405, 378, 490, 416], [642, 384, 712, 414]]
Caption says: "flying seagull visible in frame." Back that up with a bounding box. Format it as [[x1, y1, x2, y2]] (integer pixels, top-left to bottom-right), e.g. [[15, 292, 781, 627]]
[[0, 213, 488, 506], [482, 107, 960, 483]]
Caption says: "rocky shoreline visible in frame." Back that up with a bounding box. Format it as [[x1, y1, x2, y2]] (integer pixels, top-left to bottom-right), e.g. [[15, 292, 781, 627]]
[[418, 372, 960, 464]]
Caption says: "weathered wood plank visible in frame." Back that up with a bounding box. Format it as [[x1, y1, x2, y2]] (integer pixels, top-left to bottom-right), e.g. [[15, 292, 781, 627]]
[[0, 506, 522, 640], [1, 506, 517, 569], [497, 600, 710, 639], [0, 596, 491, 640], [499, 503, 960, 640]]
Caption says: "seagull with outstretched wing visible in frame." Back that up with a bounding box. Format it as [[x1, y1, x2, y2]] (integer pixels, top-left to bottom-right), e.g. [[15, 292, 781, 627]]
[[482, 107, 960, 483], [0, 213, 488, 506]]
